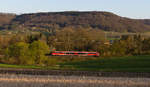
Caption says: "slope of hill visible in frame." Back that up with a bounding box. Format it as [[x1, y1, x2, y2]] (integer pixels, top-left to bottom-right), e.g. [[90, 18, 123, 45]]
[[140, 19, 150, 26], [0, 13, 16, 30], [1, 11, 150, 33]]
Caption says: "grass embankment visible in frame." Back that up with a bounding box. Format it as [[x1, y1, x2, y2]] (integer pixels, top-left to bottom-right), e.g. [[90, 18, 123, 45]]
[[0, 63, 42, 69], [0, 55, 150, 72]]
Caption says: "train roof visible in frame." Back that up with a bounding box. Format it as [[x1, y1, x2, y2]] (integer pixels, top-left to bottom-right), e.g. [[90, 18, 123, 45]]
[[53, 51, 99, 53]]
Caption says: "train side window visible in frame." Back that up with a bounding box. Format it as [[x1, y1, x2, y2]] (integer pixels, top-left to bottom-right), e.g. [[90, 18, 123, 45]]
[[78, 53, 85, 54], [89, 53, 96, 54]]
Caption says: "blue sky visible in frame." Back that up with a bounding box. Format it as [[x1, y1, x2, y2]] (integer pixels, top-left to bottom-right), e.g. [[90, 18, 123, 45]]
[[0, 0, 150, 19]]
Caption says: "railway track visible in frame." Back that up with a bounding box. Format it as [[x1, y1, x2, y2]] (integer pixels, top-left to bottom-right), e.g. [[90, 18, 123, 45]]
[[0, 68, 150, 78]]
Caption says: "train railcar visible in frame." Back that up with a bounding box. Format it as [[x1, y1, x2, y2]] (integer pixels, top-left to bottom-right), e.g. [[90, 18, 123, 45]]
[[50, 51, 99, 57]]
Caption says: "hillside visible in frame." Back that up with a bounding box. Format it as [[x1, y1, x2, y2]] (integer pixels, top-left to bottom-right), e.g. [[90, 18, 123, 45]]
[[0, 13, 16, 30], [140, 19, 150, 26], [1, 11, 150, 32]]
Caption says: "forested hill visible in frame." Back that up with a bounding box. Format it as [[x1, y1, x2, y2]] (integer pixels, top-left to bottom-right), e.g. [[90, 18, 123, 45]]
[[1, 11, 150, 32], [0, 13, 16, 30], [140, 19, 150, 26]]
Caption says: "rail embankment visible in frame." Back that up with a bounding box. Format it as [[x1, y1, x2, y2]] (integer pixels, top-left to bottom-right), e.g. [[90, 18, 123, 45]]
[[0, 68, 150, 78]]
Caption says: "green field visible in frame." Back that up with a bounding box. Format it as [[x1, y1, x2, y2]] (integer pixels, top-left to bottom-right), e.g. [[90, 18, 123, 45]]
[[59, 55, 150, 72], [0, 55, 150, 72]]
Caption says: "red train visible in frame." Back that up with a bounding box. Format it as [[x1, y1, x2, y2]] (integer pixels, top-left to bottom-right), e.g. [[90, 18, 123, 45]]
[[50, 51, 100, 57]]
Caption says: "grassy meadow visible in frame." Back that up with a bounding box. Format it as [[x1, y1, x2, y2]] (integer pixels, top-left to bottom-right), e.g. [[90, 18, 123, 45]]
[[0, 55, 150, 72], [59, 55, 150, 72]]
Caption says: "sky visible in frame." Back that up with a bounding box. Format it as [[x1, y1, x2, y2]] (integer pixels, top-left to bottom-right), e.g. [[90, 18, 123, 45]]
[[0, 0, 150, 19]]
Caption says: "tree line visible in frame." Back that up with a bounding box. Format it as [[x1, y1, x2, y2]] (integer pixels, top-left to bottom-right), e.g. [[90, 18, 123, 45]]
[[0, 28, 150, 66]]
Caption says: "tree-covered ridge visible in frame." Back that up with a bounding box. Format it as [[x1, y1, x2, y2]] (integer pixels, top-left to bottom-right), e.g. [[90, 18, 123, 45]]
[[0, 13, 16, 30], [1, 11, 150, 32], [9, 11, 150, 32], [140, 19, 150, 25]]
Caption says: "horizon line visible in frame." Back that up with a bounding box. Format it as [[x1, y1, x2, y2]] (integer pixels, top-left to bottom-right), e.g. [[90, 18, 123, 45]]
[[0, 11, 149, 19]]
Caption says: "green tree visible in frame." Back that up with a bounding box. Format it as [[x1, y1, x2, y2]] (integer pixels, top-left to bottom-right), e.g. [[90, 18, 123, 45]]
[[5, 42, 33, 65], [110, 40, 127, 56], [29, 40, 49, 65]]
